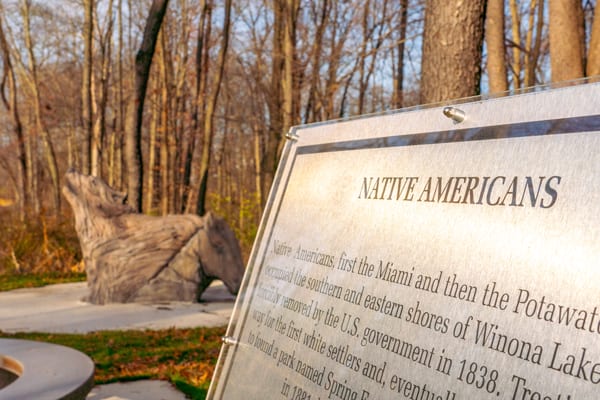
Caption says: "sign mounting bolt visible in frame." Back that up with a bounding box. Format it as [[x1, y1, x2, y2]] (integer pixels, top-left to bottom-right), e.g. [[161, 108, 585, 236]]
[[443, 107, 466, 124], [285, 129, 299, 141], [221, 336, 239, 346]]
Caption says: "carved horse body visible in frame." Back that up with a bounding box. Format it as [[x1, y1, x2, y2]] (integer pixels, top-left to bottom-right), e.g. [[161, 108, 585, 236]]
[[63, 169, 245, 304]]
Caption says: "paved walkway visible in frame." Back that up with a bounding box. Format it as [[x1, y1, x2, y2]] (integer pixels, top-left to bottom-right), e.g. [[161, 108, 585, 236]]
[[0, 281, 236, 333], [0, 281, 237, 399]]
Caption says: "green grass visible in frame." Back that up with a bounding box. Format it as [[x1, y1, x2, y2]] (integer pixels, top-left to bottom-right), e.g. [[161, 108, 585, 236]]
[[0, 327, 225, 400], [0, 272, 86, 292]]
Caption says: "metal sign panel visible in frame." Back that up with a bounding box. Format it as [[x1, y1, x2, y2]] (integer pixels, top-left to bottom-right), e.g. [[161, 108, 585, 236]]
[[209, 83, 600, 399]]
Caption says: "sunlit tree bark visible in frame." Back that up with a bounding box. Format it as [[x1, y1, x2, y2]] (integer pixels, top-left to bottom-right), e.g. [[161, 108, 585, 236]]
[[420, 0, 486, 103], [184, 0, 211, 213], [393, 0, 408, 108], [549, 0, 584, 83], [304, 0, 329, 123], [126, 0, 169, 212], [486, 0, 508, 93], [586, 6, 600, 76]]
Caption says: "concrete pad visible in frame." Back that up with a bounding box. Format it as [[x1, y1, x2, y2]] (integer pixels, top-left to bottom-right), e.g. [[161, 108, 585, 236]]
[[86, 380, 187, 400], [0, 281, 236, 333]]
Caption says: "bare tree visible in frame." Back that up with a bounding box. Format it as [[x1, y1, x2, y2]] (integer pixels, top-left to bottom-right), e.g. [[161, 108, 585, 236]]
[[19, 0, 61, 215], [125, 0, 169, 212], [82, 0, 93, 174], [303, 0, 330, 122], [393, 0, 409, 108], [187, 0, 232, 215], [184, 0, 212, 213], [94, 0, 114, 178], [0, 12, 28, 216]]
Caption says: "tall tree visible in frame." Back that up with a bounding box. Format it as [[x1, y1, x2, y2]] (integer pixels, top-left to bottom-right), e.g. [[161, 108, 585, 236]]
[[588, 5, 600, 76], [184, 0, 211, 213], [258, 0, 301, 206], [508, 0, 545, 89], [19, 0, 61, 215], [523, 0, 544, 87], [486, 0, 508, 93], [509, 0, 522, 88], [94, 0, 114, 178], [282, 0, 300, 136], [303, 0, 329, 123], [357, 0, 388, 114], [125, 0, 169, 212], [0, 12, 28, 216], [82, 0, 93, 174], [108, 0, 125, 188], [186, 0, 232, 215], [260, 0, 285, 206], [549, 0, 585, 82], [420, 0, 487, 103], [393, 0, 409, 108]]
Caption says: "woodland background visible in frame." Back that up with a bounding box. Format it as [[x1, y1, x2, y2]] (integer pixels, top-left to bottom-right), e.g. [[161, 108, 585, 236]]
[[0, 0, 599, 272]]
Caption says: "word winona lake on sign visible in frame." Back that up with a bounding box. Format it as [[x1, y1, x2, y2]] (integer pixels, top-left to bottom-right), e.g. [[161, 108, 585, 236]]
[[208, 82, 600, 400]]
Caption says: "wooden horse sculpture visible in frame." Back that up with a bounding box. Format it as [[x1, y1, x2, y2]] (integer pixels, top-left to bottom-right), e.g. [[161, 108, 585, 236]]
[[62, 169, 245, 304]]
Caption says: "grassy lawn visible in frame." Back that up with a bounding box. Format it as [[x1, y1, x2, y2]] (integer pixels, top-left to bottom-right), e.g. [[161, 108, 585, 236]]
[[0, 272, 86, 292], [0, 274, 225, 399]]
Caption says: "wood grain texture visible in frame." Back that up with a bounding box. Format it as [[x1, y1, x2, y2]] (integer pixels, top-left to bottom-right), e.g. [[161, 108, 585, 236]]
[[62, 169, 244, 304]]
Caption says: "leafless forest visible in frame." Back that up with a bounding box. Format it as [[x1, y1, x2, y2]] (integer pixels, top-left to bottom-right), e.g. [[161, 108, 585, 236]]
[[0, 0, 598, 261]]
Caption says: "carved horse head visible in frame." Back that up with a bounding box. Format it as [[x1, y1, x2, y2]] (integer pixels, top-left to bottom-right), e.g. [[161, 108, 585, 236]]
[[197, 212, 245, 296]]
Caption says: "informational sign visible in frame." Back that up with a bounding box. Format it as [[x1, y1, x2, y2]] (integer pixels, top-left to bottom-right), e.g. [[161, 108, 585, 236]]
[[208, 83, 600, 399]]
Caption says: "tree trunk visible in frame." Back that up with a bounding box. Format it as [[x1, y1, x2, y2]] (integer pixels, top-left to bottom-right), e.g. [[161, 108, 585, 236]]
[[260, 0, 285, 206], [587, 6, 600, 77], [304, 0, 329, 123], [145, 72, 159, 213], [0, 14, 27, 217], [21, 0, 61, 215], [185, 0, 212, 214], [529, 0, 545, 86], [509, 0, 522, 88], [94, 0, 113, 178], [253, 120, 262, 212], [282, 0, 299, 138], [126, 0, 169, 212], [82, 0, 93, 175], [109, 0, 125, 189], [358, 0, 371, 115], [486, 0, 508, 93], [393, 0, 408, 108], [195, 0, 232, 216], [549, 0, 584, 83], [523, 0, 537, 87], [420, 0, 486, 104], [158, 30, 170, 216]]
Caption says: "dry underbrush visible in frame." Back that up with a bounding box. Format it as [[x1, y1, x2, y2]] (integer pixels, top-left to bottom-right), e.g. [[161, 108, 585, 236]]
[[0, 209, 82, 276]]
